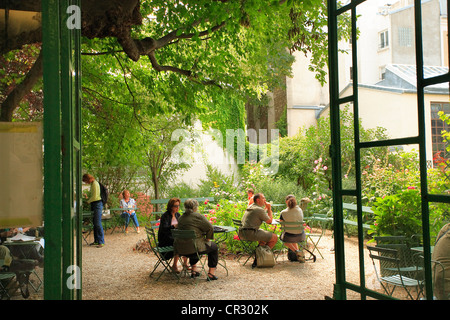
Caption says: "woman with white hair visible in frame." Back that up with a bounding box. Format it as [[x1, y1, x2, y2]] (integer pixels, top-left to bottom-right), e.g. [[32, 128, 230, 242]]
[[174, 199, 219, 280]]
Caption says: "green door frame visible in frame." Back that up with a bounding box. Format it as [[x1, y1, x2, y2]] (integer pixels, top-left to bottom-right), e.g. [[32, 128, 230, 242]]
[[328, 0, 450, 300], [42, 0, 82, 300]]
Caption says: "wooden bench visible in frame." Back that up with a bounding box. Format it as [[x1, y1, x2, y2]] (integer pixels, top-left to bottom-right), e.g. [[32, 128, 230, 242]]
[[151, 197, 215, 217], [342, 203, 373, 237]]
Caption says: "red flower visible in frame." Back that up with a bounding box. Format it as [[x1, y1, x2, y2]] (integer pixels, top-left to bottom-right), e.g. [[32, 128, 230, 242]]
[[205, 199, 209, 204]]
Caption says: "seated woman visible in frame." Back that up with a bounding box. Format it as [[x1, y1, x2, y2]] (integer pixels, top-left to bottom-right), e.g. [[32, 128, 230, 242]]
[[174, 199, 219, 280], [157, 197, 185, 273], [279, 195, 306, 263], [120, 190, 140, 234]]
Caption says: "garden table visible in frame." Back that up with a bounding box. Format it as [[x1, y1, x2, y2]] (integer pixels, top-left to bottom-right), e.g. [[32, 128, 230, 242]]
[[213, 225, 236, 245], [213, 225, 236, 276]]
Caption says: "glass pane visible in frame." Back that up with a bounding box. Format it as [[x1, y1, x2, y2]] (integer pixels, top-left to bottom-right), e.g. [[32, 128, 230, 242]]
[[420, 0, 448, 77], [338, 7, 353, 99], [340, 103, 356, 190]]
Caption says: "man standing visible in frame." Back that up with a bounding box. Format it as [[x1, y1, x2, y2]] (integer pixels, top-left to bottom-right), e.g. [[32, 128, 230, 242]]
[[239, 193, 278, 249], [82, 174, 105, 248]]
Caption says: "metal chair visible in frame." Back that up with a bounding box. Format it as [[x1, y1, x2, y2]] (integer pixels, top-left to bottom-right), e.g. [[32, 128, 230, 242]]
[[231, 219, 258, 266], [0, 259, 16, 300], [279, 221, 316, 262], [144, 225, 178, 281], [171, 229, 210, 283], [414, 254, 448, 300], [431, 259, 449, 300], [367, 245, 424, 299], [304, 214, 330, 259]]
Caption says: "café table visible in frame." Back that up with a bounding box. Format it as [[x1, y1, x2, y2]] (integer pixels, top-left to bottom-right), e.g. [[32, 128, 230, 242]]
[[3, 237, 44, 292], [213, 225, 236, 276]]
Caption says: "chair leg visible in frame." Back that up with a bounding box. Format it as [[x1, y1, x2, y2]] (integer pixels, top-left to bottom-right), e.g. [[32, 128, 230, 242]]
[[307, 235, 324, 259]]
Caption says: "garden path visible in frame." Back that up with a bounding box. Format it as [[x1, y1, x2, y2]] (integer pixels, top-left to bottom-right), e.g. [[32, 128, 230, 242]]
[[81, 228, 380, 300]]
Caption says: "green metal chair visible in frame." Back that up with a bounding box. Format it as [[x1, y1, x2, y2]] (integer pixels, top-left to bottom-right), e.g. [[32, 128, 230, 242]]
[[367, 245, 424, 300], [304, 214, 330, 259], [145, 225, 178, 281], [0, 259, 16, 300], [279, 221, 316, 262], [231, 219, 258, 266], [171, 229, 211, 283], [414, 254, 448, 300]]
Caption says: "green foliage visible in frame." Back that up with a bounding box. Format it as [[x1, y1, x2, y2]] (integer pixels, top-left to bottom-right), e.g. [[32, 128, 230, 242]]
[[240, 161, 305, 204], [360, 150, 420, 204], [277, 106, 389, 192], [370, 188, 423, 239]]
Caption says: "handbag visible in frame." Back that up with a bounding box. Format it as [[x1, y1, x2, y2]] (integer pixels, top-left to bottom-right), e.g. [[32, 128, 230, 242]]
[[254, 245, 275, 268], [287, 248, 299, 262]]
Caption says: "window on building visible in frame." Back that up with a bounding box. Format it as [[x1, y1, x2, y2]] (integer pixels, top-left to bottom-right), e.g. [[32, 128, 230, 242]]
[[431, 102, 450, 165], [398, 27, 413, 47], [379, 30, 389, 49]]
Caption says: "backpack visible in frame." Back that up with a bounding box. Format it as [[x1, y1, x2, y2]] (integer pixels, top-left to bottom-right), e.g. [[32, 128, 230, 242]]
[[99, 182, 108, 206], [254, 245, 275, 268]]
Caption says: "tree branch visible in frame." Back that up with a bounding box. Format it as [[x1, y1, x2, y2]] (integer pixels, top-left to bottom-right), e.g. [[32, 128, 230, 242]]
[[0, 50, 43, 121], [147, 51, 192, 77]]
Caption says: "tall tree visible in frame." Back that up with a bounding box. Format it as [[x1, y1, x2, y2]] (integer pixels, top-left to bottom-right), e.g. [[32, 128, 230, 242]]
[[1, 0, 351, 121]]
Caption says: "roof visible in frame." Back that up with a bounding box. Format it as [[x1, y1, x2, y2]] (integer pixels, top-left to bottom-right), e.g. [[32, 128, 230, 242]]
[[376, 64, 449, 94]]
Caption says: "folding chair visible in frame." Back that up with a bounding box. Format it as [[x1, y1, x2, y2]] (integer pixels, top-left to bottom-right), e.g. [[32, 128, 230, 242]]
[[367, 245, 424, 300], [374, 236, 421, 278], [144, 226, 178, 281], [279, 221, 316, 262], [304, 214, 329, 259], [0, 259, 16, 300], [431, 259, 449, 300], [414, 254, 448, 300], [232, 219, 258, 266], [4, 242, 43, 293], [171, 229, 211, 283], [82, 211, 93, 245]]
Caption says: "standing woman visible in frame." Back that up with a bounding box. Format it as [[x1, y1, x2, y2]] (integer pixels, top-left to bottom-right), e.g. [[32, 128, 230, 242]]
[[82, 174, 105, 248], [120, 190, 140, 234], [158, 197, 183, 273]]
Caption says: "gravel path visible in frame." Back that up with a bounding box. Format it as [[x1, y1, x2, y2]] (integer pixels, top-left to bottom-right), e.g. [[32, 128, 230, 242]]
[[81, 228, 378, 300]]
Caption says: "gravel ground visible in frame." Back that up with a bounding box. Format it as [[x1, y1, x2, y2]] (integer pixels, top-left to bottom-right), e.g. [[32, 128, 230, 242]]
[[81, 227, 380, 301]]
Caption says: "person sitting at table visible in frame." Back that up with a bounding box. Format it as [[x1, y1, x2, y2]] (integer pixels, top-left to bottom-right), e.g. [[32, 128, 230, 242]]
[[120, 190, 140, 234], [279, 195, 306, 263], [0, 228, 44, 267], [432, 223, 450, 300], [158, 197, 186, 273], [174, 199, 219, 280], [239, 193, 278, 250]]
